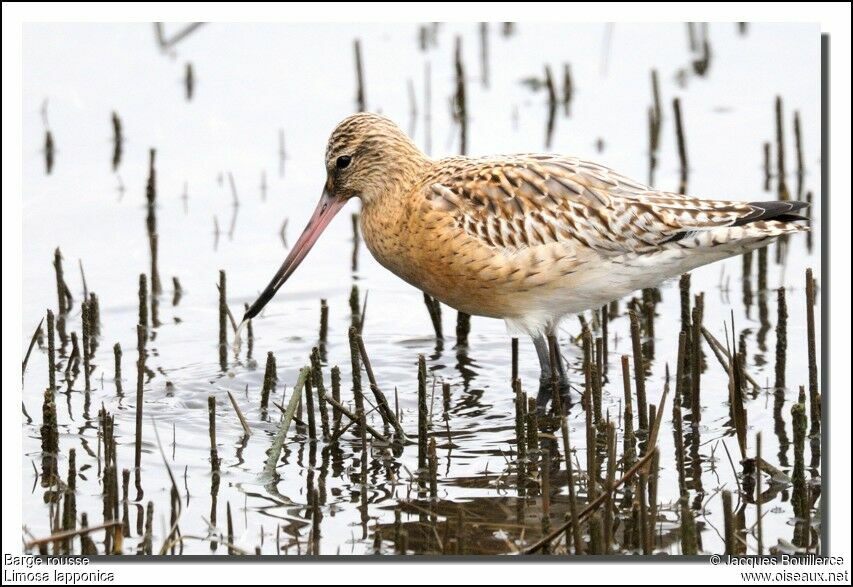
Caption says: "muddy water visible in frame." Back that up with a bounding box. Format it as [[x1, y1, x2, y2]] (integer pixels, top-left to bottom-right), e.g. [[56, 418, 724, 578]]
[[22, 22, 821, 555]]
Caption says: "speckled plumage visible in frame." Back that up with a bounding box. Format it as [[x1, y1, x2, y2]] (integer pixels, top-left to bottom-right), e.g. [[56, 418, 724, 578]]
[[332, 114, 807, 335]]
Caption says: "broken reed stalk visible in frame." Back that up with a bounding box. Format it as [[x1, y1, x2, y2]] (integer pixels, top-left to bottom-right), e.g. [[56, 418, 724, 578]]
[[138, 274, 148, 331], [794, 111, 804, 197], [44, 130, 54, 174], [756, 431, 764, 555], [47, 310, 56, 392], [348, 326, 366, 430], [621, 355, 636, 468], [514, 380, 527, 497], [805, 269, 819, 436], [560, 417, 584, 554], [53, 248, 70, 316], [351, 213, 360, 273], [763, 142, 772, 192], [690, 303, 702, 424], [113, 343, 122, 394], [647, 449, 660, 553], [544, 64, 557, 149], [641, 289, 657, 358], [142, 502, 153, 554], [356, 333, 405, 440], [545, 64, 557, 108], [511, 338, 519, 381], [304, 376, 317, 441], [679, 273, 692, 334], [330, 366, 342, 432], [264, 368, 309, 477], [581, 331, 596, 496], [672, 381, 687, 497], [353, 39, 366, 112], [81, 300, 91, 391], [648, 69, 662, 184], [184, 62, 194, 100], [226, 502, 234, 555], [730, 333, 749, 459], [603, 422, 617, 551], [651, 69, 662, 130], [638, 467, 649, 555], [78, 259, 89, 305], [23, 520, 124, 551], [422, 293, 443, 340], [226, 390, 251, 436], [428, 437, 438, 499], [62, 449, 77, 545], [679, 496, 698, 554], [40, 387, 59, 485], [774, 287, 787, 392], [562, 63, 574, 116], [629, 311, 648, 430], [218, 270, 227, 370], [526, 397, 540, 486], [417, 354, 428, 478], [310, 347, 331, 440], [242, 303, 254, 359], [208, 396, 220, 472], [454, 36, 467, 155], [722, 489, 734, 554], [68, 335, 80, 379], [775, 96, 789, 200], [145, 149, 162, 295], [588, 513, 604, 554], [319, 299, 329, 344], [479, 22, 489, 88], [89, 292, 100, 337], [260, 352, 277, 411], [111, 111, 123, 171], [134, 323, 146, 475], [673, 97, 689, 193], [20, 321, 43, 379], [791, 402, 808, 522], [540, 449, 552, 539]]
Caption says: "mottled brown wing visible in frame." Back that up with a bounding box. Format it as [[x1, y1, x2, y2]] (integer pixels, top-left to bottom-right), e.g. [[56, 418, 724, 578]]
[[422, 154, 757, 254]]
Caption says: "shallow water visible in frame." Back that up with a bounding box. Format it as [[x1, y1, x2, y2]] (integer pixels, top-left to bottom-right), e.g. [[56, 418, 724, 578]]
[[22, 22, 821, 555]]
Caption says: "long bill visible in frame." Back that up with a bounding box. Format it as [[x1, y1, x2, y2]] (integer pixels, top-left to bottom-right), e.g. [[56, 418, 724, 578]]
[[241, 189, 346, 324]]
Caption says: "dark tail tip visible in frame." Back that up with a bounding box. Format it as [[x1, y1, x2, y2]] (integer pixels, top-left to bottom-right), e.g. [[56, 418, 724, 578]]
[[734, 201, 810, 226]]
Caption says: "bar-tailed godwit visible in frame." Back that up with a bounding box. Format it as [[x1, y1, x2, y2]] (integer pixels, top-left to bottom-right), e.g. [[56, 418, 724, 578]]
[[242, 113, 807, 407]]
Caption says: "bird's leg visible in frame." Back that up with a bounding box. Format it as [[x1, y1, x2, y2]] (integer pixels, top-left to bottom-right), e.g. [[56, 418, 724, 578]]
[[551, 336, 572, 407], [532, 334, 554, 413]]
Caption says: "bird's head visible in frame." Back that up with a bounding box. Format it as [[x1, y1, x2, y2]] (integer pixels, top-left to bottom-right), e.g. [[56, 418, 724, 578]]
[[323, 112, 425, 205], [240, 113, 425, 324]]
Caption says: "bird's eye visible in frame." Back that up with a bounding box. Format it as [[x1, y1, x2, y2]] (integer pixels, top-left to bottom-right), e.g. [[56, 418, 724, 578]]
[[336, 155, 352, 169]]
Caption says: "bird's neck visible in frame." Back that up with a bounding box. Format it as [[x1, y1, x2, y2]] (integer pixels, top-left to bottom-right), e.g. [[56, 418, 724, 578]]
[[358, 154, 433, 280], [361, 143, 431, 206]]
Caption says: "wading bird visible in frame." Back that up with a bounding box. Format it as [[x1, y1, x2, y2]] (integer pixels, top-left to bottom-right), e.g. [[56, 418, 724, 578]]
[[241, 113, 807, 410]]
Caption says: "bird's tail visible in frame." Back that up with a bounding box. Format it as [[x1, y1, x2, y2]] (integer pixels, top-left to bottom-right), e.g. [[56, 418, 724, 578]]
[[663, 200, 809, 253]]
